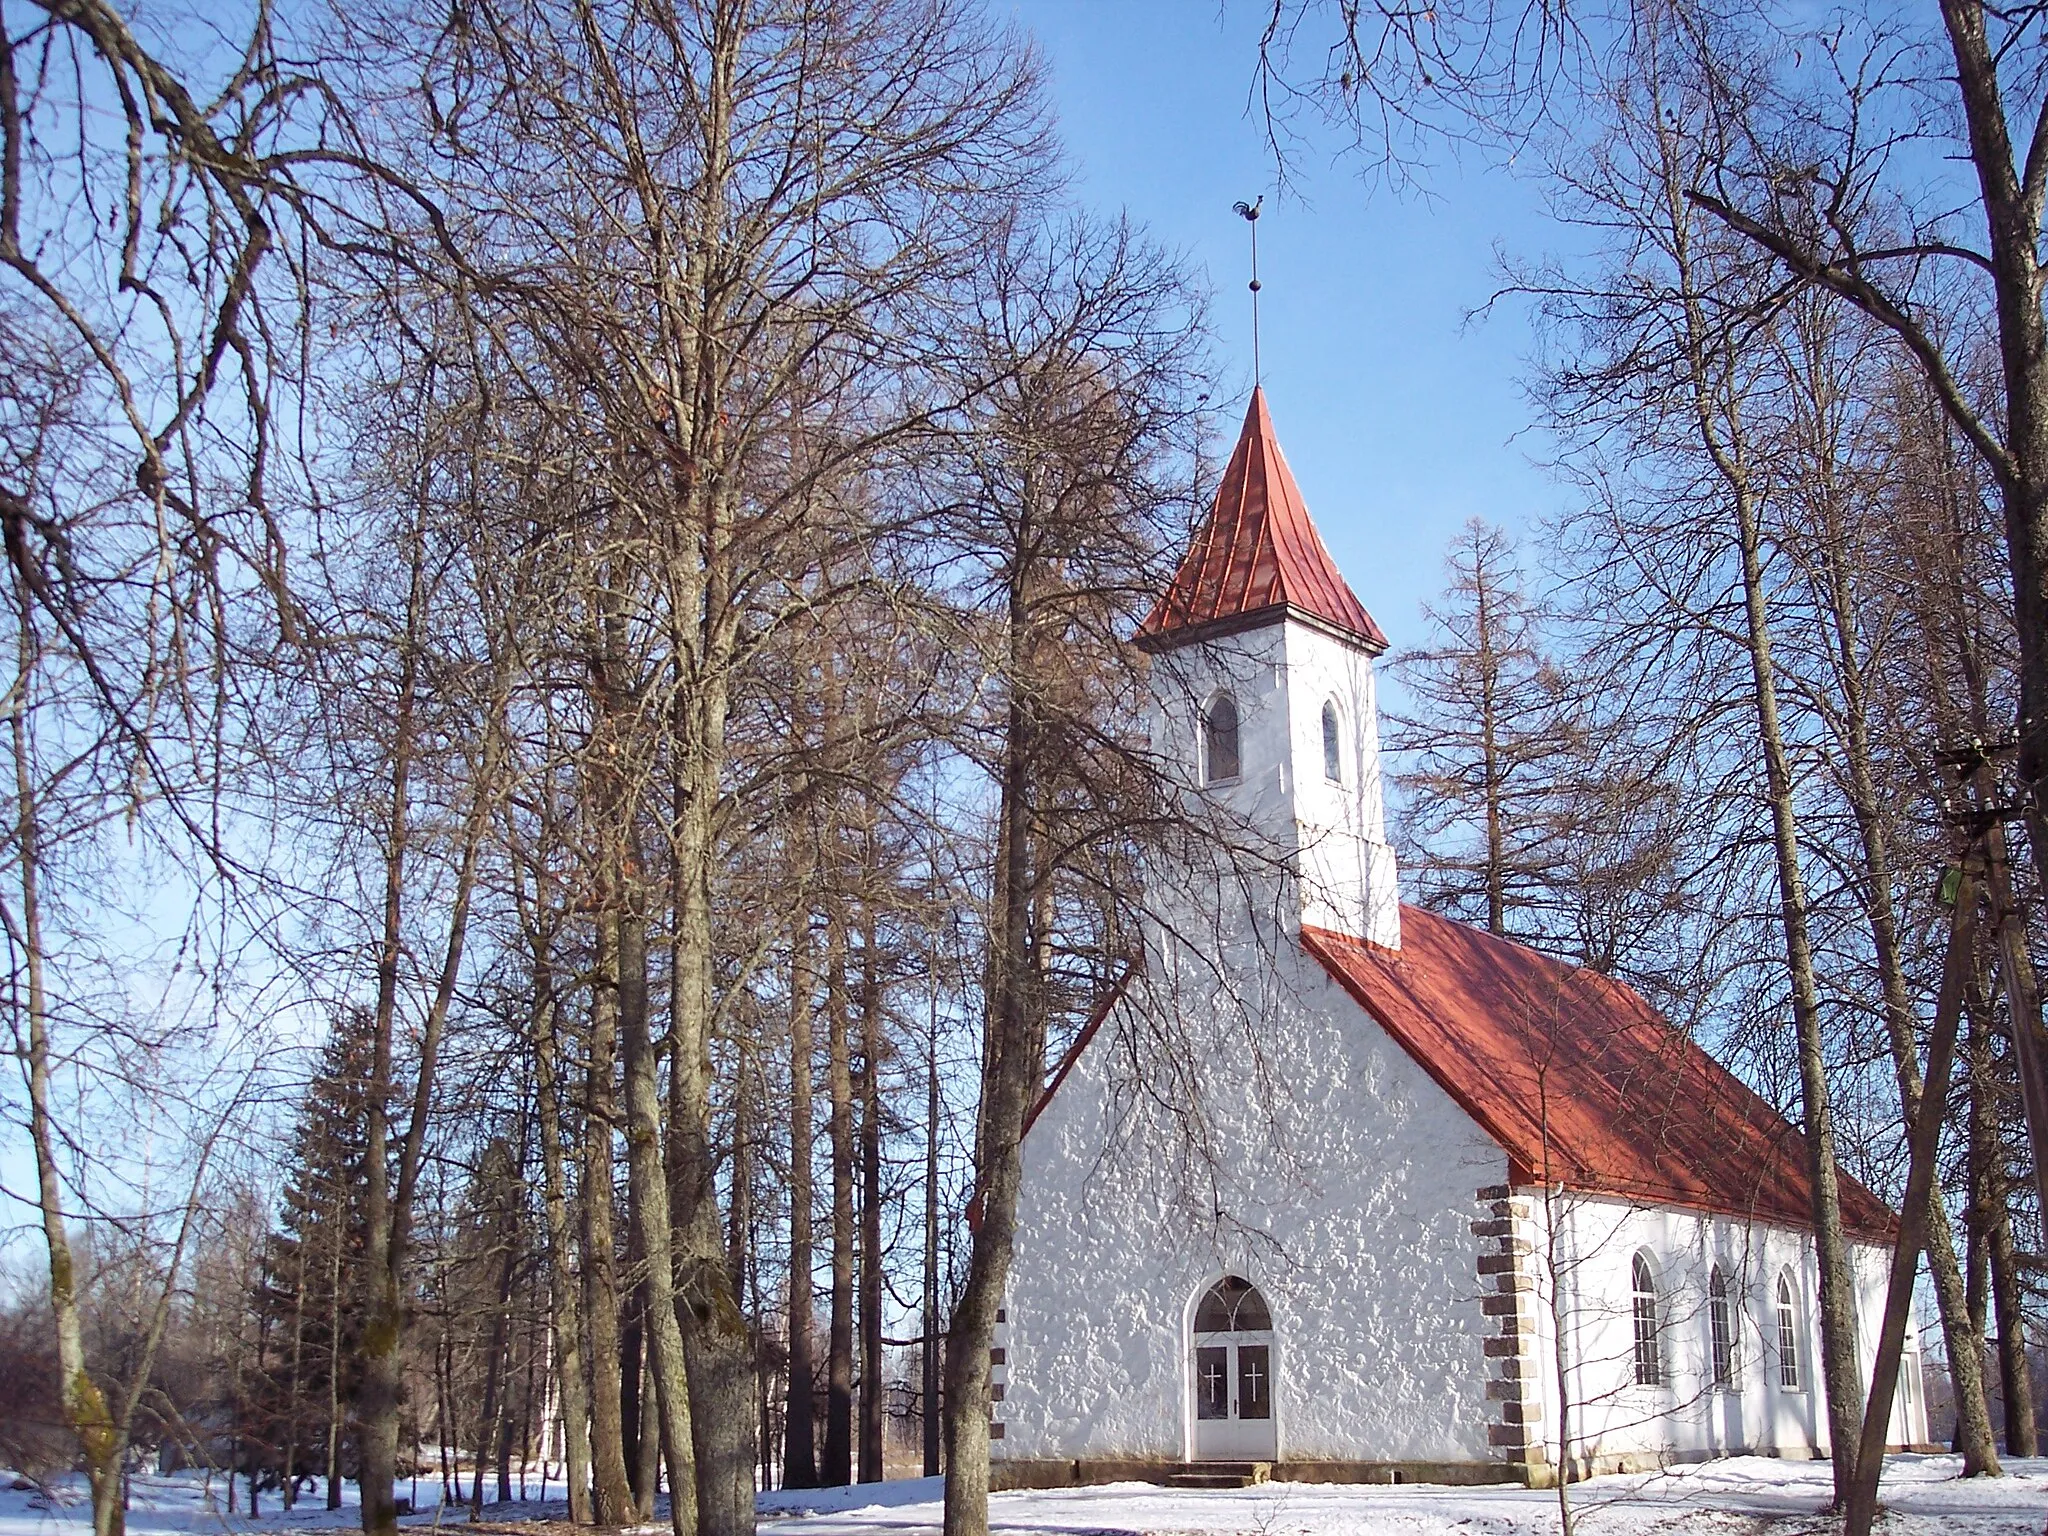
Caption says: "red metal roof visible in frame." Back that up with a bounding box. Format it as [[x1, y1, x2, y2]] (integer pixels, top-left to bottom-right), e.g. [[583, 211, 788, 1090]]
[[1137, 388, 1388, 652], [1304, 909, 1897, 1241]]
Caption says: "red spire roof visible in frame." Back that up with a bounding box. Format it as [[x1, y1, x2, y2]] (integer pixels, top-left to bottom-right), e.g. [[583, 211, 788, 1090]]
[[1137, 388, 1387, 652]]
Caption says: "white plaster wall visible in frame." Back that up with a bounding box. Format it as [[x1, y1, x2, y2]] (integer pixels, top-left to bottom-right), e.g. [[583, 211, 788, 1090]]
[[1281, 621, 1402, 949], [1518, 1194, 1927, 1471], [1147, 617, 1400, 949], [997, 928, 1511, 1465]]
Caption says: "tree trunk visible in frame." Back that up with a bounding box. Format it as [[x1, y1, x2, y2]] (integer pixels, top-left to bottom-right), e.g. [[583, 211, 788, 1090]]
[[355, 629, 419, 1536], [1729, 472, 1865, 1497], [1811, 509, 2001, 1474], [1474, 552, 1506, 936], [668, 734, 761, 1536], [943, 688, 1044, 1536], [1986, 1168, 2038, 1455], [22, 758, 124, 1536], [21, 788, 123, 1536], [923, 946, 943, 1480], [824, 907, 856, 1487], [784, 921, 819, 1488], [1939, 0, 2048, 1226], [859, 910, 886, 1484], [435, 1304, 454, 1507], [1844, 871, 1978, 1535], [532, 957, 594, 1524], [1667, 193, 1866, 1492], [327, 1208, 345, 1511], [619, 905, 701, 1536], [472, 1227, 520, 1517], [355, 549, 496, 1536], [727, 1008, 760, 1490], [583, 917, 637, 1526], [1971, 974, 2041, 1456], [497, 1336, 517, 1508], [284, 1233, 308, 1511], [621, 1281, 646, 1514]]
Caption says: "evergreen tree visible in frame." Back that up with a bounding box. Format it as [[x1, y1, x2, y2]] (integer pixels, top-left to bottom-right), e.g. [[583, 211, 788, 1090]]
[[254, 1008, 376, 1506]]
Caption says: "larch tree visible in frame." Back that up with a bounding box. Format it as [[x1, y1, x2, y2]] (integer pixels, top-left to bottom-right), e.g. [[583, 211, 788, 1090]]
[[1673, 0, 2048, 1214], [347, 3, 1052, 1531], [1384, 518, 1569, 938]]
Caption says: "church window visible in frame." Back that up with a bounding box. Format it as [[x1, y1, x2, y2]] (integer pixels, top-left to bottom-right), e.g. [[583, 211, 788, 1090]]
[[1631, 1254, 1662, 1387], [1203, 694, 1241, 784], [1709, 1267, 1735, 1387], [1195, 1275, 1271, 1333], [1321, 700, 1343, 783], [1776, 1273, 1802, 1390]]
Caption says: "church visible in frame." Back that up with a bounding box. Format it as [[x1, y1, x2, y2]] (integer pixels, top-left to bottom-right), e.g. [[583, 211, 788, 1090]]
[[991, 389, 1929, 1489]]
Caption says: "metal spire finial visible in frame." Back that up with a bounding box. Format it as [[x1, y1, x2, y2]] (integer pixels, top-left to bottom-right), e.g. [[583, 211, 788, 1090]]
[[1233, 196, 1264, 386]]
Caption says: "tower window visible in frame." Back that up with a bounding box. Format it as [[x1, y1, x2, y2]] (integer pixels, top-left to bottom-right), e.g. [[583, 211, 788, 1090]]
[[1203, 693, 1240, 784], [1709, 1267, 1735, 1387], [1631, 1253, 1661, 1387], [1321, 700, 1342, 783]]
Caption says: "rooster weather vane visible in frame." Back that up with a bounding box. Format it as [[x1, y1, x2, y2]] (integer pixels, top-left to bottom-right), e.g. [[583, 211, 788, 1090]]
[[1234, 196, 1264, 387]]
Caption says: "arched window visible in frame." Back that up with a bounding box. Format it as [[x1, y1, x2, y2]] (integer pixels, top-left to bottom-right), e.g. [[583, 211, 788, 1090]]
[[1203, 693, 1241, 784], [1709, 1267, 1735, 1387], [1776, 1273, 1802, 1390], [1194, 1275, 1272, 1333], [1321, 700, 1343, 783], [1631, 1254, 1662, 1386]]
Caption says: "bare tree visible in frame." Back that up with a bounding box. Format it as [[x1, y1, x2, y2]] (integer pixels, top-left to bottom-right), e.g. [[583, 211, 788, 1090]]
[[915, 210, 1207, 1536], [1671, 0, 2048, 1214]]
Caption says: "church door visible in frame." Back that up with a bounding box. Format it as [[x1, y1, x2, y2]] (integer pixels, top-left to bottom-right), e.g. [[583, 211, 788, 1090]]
[[1190, 1276, 1278, 1460]]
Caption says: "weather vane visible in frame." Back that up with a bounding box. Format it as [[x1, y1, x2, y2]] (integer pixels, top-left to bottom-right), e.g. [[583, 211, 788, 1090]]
[[1234, 196, 1264, 387]]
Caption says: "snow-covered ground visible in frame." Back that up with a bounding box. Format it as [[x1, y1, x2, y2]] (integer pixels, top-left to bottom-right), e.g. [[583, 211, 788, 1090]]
[[4, 1458, 2043, 1536], [759, 1458, 2048, 1534]]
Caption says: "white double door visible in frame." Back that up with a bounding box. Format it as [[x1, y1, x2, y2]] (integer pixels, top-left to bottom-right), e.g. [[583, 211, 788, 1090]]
[[1190, 1329, 1277, 1459]]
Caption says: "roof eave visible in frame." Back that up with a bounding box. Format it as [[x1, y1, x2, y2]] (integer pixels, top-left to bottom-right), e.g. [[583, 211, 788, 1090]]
[[1134, 601, 1390, 656]]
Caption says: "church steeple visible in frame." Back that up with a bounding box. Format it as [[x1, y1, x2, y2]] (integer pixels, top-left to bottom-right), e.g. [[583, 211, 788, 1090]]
[[1140, 389, 1401, 951], [1137, 388, 1386, 653]]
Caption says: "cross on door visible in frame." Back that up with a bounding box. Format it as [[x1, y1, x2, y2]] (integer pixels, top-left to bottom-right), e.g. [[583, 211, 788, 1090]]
[[1243, 1358, 1263, 1397], [1202, 1360, 1224, 1398]]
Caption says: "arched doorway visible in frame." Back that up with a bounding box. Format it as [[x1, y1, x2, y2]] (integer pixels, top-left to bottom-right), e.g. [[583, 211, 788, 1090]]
[[1189, 1276, 1277, 1459]]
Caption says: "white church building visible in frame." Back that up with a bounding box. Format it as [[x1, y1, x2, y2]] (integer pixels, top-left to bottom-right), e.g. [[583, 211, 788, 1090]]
[[992, 389, 1928, 1489]]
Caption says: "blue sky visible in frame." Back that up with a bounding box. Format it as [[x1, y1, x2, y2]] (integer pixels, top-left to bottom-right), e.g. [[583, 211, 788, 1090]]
[[1010, 0, 1566, 649]]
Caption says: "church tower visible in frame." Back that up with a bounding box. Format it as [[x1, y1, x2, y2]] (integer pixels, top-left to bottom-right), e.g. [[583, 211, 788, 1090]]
[[1136, 388, 1401, 949]]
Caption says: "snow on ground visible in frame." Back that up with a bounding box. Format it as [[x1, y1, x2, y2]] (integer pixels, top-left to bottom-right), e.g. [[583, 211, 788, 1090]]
[[4, 1458, 2043, 1536], [758, 1457, 2048, 1535]]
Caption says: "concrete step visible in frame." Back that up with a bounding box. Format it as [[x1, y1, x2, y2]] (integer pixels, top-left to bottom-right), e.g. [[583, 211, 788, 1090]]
[[1164, 1461, 1271, 1490]]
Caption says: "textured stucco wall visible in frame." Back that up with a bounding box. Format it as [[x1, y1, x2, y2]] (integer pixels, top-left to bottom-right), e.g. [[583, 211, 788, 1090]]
[[996, 931, 1511, 1466], [996, 616, 1500, 1467]]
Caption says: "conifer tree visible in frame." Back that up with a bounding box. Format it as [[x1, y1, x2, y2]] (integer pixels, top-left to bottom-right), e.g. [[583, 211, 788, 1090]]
[[1384, 519, 1569, 938], [256, 1010, 376, 1507]]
